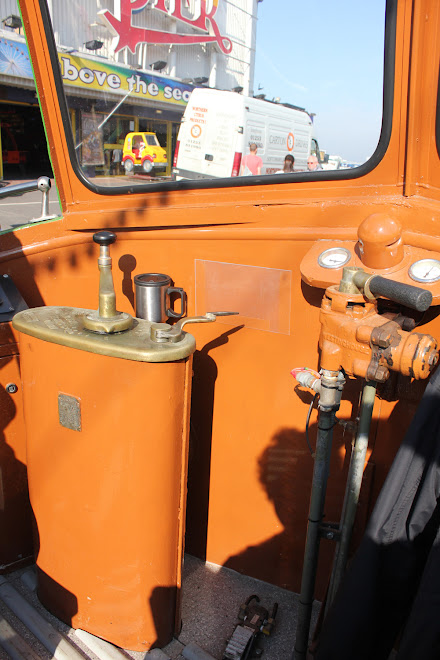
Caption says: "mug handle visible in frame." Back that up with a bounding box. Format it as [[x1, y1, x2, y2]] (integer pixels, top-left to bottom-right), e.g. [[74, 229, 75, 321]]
[[166, 287, 187, 319]]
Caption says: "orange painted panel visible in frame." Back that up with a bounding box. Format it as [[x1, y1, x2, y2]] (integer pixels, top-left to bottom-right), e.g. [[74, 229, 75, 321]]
[[4, 227, 436, 600], [0, 341, 33, 571], [18, 332, 192, 651]]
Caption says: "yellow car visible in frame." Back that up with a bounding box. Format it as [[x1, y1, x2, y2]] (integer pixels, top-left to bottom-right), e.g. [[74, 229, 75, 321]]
[[122, 132, 167, 174]]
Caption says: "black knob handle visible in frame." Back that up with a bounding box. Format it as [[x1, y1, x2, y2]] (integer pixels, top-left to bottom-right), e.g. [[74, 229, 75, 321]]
[[369, 275, 433, 312], [93, 231, 116, 246]]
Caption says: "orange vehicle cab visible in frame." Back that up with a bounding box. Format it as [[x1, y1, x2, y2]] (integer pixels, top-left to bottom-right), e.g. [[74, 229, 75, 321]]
[[2, 2, 440, 660]]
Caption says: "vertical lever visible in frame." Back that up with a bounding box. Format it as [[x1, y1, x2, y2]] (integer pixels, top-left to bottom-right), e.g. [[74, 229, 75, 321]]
[[95, 231, 118, 319], [83, 231, 133, 334]]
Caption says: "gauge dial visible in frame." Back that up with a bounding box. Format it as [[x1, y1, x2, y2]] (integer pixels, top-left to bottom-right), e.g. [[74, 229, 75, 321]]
[[409, 259, 440, 283], [317, 247, 352, 269]]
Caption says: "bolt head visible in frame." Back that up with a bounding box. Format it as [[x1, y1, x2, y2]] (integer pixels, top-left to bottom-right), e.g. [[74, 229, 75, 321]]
[[375, 366, 389, 382]]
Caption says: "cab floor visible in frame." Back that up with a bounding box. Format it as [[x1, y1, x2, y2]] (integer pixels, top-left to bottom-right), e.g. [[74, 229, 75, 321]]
[[0, 554, 319, 660]]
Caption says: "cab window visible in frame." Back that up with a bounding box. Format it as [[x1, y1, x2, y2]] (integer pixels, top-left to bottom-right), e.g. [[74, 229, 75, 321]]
[[11, 0, 388, 194]]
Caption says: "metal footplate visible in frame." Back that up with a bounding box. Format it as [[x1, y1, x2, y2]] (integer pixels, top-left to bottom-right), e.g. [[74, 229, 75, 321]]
[[223, 625, 254, 659]]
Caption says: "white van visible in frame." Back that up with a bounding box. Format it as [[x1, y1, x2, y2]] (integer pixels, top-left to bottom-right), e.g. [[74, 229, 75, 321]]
[[322, 154, 343, 170], [172, 88, 319, 180]]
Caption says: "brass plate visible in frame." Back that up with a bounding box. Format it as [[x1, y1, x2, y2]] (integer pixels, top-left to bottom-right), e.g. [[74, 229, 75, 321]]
[[58, 393, 81, 432], [12, 307, 196, 363]]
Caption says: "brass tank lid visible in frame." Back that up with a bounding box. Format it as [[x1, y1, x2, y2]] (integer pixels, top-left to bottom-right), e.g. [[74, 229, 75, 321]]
[[12, 306, 196, 363]]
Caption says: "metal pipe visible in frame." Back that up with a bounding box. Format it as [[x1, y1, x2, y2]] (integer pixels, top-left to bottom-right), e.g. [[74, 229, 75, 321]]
[[325, 380, 377, 611], [293, 370, 345, 660], [41, 186, 50, 218], [0, 179, 40, 198], [37, 177, 53, 220], [295, 370, 322, 394]]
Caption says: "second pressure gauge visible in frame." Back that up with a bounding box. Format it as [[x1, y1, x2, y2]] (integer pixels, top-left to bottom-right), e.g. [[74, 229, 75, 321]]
[[408, 259, 440, 283], [318, 247, 352, 269]]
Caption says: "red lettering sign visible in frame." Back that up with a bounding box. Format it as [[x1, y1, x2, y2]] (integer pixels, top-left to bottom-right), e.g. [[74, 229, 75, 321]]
[[99, 0, 232, 55]]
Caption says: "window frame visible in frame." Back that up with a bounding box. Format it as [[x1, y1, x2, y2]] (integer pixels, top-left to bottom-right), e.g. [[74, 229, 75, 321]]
[[37, 0, 397, 197]]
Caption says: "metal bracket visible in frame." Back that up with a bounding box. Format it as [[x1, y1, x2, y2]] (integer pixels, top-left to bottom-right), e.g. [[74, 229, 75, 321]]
[[318, 521, 341, 542]]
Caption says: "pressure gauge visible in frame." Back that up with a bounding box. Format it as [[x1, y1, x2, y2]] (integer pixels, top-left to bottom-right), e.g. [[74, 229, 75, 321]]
[[408, 259, 440, 283], [317, 247, 352, 269]]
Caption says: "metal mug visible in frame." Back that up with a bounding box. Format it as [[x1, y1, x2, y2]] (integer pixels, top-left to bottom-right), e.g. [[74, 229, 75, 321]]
[[134, 273, 187, 322]]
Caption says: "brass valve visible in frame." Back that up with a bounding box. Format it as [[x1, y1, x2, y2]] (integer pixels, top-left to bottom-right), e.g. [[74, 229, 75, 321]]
[[83, 231, 134, 334]]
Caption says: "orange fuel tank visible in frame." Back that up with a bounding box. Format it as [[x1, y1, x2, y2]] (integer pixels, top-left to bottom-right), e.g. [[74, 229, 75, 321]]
[[13, 306, 195, 651]]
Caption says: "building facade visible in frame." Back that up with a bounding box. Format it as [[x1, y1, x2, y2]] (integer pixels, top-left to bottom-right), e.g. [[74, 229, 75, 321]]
[[0, 0, 260, 178]]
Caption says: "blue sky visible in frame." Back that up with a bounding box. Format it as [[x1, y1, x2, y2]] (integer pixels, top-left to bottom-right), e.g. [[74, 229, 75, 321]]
[[253, 1, 386, 163]]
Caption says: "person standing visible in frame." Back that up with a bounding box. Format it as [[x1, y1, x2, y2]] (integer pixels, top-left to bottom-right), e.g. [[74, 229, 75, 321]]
[[276, 154, 295, 173], [240, 143, 263, 176], [111, 147, 122, 175], [307, 154, 322, 171]]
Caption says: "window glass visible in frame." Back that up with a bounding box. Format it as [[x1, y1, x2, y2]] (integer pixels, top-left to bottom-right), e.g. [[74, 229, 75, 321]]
[[0, 4, 58, 230], [7, 0, 387, 193]]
